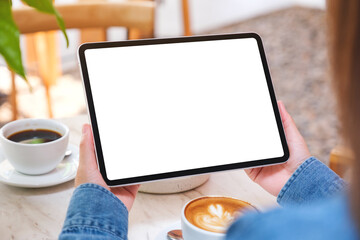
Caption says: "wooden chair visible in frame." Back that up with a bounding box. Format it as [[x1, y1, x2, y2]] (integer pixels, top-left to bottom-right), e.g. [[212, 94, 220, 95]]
[[80, 0, 192, 44], [10, 1, 155, 119], [129, 0, 192, 36]]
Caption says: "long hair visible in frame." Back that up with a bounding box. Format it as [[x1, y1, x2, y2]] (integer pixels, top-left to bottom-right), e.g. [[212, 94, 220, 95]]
[[327, 0, 360, 227]]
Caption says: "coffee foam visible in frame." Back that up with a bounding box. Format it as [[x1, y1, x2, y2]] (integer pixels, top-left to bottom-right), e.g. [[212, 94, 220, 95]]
[[185, 197, 255, 233]]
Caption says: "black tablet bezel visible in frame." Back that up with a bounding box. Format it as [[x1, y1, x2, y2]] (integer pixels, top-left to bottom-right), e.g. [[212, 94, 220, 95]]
[[78, 33, 289, 186]]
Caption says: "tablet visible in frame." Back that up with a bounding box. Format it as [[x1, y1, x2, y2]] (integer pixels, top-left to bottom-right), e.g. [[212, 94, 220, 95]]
[[78, 33, 289, 186]]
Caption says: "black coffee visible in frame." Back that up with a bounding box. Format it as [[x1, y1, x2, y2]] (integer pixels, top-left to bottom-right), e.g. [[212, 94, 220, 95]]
[[7, 129, 62, 144]]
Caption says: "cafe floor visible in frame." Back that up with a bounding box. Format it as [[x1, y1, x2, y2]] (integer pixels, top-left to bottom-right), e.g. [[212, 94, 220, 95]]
[[0, 6, 337, 163]]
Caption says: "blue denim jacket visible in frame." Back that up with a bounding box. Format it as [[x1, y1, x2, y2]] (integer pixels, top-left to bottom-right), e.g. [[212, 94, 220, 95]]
[[59, 157, 358, 239]]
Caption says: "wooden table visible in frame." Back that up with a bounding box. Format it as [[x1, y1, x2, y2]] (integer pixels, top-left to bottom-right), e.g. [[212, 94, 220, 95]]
[[0, 115, 277, 239]]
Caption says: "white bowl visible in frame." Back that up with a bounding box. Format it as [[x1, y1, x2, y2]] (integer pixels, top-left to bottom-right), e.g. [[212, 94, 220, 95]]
[[139, 174, 210, 194]]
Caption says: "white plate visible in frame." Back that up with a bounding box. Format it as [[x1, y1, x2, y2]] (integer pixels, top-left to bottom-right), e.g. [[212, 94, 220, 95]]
[[0, 144, 79, 188], [154, 221, 181, 240]]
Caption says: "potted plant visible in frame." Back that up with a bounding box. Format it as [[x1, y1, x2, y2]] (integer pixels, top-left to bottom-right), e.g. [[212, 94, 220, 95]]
[[0, 0, 68, 82]]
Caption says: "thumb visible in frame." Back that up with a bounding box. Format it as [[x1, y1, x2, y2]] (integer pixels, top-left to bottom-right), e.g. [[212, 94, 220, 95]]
[[277, 101, 310, 161], [277, 101, 302, 139], [79, 124, 97, 168]]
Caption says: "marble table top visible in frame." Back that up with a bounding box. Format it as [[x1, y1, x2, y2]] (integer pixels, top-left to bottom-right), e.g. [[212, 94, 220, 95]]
[[0, 115, 277, 240]]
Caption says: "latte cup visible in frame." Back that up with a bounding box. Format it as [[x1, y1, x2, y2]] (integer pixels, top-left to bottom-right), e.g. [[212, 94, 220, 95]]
[[0, 119, 69, 175], [181, 196, 257, 240]]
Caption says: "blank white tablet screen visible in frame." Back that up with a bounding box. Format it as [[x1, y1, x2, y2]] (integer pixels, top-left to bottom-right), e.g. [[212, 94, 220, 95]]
[[84, 38, 284, 181]]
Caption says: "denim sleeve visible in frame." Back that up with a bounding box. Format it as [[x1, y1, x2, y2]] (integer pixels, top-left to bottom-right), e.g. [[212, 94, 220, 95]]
[[59, 183, 129, 240], [277, 156, 347, 206]]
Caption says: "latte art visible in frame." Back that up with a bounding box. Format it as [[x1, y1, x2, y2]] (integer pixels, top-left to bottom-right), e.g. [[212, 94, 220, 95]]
[[194, 203, 235, 233], [185, 196, 256, 234]]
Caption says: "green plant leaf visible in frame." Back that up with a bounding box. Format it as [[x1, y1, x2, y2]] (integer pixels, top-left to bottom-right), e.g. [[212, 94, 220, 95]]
[[22, 0, 69, 47], [0, 0, 26, 80]]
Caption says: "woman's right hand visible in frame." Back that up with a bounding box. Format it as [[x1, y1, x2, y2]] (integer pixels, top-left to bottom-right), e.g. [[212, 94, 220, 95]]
[[245, 101, 311, 197]]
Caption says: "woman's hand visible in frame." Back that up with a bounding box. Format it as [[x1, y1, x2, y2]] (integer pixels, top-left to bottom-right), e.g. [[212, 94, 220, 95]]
[[75, 124, 139, 211], [245, 101, 311, 197]]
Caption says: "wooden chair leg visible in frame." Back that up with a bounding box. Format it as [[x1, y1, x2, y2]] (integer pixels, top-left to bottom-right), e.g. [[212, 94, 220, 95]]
[[44, 83, 53, 118], [25, 34, 39, 75], [10, 70, 18, 121], [45, 31, 61, 86], [80, 28, 107, 44], [128, 28, 142, 40], [33, 31, 61, 118], [181, 0, 191, 36], [128, 28, 154, 40]]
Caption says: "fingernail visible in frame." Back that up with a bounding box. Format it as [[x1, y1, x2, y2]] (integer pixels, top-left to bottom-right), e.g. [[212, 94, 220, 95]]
[[82, 125, 87, 134]]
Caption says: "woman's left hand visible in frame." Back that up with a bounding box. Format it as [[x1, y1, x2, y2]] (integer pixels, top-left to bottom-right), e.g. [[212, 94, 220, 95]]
[[75, 124, 139, 211]]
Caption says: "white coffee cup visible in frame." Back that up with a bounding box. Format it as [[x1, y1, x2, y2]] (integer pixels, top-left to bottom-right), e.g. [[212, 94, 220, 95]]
[[0, 119, 69, 175], [181, 196, 257, 240]]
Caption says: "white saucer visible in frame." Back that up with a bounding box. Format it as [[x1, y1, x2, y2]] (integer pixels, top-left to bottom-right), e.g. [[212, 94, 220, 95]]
[[0, 144, 79, 188], [154, 221, 181, 240]]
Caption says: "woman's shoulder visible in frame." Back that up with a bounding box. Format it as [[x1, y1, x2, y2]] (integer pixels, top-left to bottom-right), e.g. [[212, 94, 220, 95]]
[[226, 195, 358, 240]]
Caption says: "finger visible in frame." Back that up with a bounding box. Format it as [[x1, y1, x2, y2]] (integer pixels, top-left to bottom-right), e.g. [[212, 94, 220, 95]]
[[244, 168, 252, 180], [244, 167, 261, 182], [129, 184, 141, 196]]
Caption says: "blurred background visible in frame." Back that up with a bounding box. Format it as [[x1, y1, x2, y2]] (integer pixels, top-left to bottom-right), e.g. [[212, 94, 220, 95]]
[[0, 0, 337, 163]]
